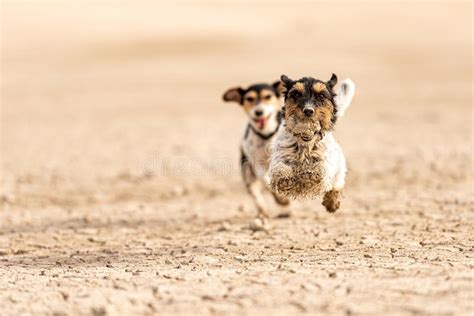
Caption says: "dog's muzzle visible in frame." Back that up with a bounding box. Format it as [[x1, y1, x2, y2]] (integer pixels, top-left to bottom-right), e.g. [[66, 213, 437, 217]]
[[303, 107, 314, 117]]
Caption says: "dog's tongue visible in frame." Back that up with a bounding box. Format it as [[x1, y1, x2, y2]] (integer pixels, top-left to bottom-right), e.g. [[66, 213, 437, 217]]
[[257, 118, 267, 129]]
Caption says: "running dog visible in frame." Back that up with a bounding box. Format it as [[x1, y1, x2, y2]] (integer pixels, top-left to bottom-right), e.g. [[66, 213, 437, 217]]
[[223, 81, 289, 218], [268, 74, 355, 213]]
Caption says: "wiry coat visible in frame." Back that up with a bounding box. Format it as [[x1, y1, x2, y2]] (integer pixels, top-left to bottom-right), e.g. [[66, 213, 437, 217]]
[[268, 74, 355, 212]]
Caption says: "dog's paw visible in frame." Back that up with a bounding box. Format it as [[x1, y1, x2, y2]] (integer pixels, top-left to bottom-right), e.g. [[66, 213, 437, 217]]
[[273, 193, 290, 206], [271, 176, 294, 194], [322, 190, 341, 213], [269, 164, 294, 192]]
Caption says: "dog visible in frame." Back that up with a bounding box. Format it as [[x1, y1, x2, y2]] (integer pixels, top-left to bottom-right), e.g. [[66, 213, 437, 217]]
[[268, 74, 355, 213], [223, 81, 290, 218]]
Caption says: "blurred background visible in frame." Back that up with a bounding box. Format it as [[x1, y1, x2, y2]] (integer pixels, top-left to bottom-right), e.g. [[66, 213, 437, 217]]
[[1, 1, 473, 315], [2, 1, 471, 208]]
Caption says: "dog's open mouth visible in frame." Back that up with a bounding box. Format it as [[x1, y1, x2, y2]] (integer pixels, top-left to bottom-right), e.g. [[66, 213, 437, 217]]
[[253, 115, 271, 130]]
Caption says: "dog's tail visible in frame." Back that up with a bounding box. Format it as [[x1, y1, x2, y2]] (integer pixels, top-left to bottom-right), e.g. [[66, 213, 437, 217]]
[[334, 78, 356, 118]]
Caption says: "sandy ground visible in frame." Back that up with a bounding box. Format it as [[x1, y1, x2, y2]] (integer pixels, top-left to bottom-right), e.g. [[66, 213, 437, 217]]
[[1, 1, 473, 315]]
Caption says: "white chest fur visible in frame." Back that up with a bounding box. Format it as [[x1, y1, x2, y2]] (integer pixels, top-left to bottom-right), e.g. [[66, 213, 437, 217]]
[[268, 128, 347, 199], [241, 126, 275, 179]]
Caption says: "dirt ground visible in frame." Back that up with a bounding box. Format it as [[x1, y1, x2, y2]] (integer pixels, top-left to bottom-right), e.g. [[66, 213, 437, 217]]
[[1, 1, 473, 315]]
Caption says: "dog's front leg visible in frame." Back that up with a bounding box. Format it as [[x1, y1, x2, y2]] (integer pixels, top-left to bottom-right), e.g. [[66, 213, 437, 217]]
[[322, 190, 342, 213], [268, 161, 297, 198], [248, 181, 270, 219], [241, 151, 269, 219], [322, 146, 346, 213]]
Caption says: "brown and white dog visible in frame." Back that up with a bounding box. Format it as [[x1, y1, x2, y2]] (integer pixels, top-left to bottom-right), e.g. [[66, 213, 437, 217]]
[[223, 82, 289, 218], [268, 74, 355, 212]]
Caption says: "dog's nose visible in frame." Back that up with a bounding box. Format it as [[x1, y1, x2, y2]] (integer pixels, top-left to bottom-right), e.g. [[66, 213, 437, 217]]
[[255, 110, 263, 117], [303, 107, 314, 117]]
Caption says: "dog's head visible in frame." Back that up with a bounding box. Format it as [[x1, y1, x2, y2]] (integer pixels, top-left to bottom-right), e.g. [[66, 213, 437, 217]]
[[223, 81, 283, 132], [280, 74, 354, 143]]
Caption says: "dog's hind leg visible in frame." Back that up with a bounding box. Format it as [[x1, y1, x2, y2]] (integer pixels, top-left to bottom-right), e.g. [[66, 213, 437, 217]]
[[241, 150, 269, 218]]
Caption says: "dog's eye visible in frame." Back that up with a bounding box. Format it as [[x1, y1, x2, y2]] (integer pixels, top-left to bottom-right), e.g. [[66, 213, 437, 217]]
[[245, 96, 255, 103], [264, 95, 272, 100], [291, 91, 302, 99], [317, 93, 327, 100]]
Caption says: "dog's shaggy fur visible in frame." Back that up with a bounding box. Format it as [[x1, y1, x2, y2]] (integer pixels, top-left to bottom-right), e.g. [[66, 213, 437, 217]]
[[268, 74, 355, 212], [223, 81, 289, 218]]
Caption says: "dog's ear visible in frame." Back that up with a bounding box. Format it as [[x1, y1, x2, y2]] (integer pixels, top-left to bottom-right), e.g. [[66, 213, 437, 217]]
[[334, 78, 355, 118], [223, 87, 245, 104], [280, 75, 295, 91], [327, 73, 338, 89], [272, 80, 284, 97]]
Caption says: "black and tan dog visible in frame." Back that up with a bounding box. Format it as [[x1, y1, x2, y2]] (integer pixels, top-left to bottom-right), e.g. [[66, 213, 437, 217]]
[[223, 81, 289, 218]]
